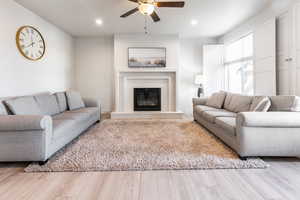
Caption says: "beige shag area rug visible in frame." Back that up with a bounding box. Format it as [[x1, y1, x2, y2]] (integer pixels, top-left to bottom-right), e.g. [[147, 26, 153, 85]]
[[25, 119, 267, 172]]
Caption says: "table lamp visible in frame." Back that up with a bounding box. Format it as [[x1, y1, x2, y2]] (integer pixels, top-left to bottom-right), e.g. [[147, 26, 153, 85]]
[[194, 74, 204, 97]]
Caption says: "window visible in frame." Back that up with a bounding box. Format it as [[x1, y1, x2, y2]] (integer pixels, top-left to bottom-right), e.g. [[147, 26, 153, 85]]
[[224, 34, 254, 95]]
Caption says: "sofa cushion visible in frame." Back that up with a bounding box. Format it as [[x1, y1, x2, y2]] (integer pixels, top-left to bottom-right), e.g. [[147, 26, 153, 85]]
[[206, 91, 226, 109], [66, 91, 85, 110], [201, 110, 237, 123], [67, 107, 100, 114], [4, 96, 42, 115], [0, 102, 8, 115], [34, 94, 60, 116], [250, 96, 271, 112], [224, 93, 253, 113], [53, 112, 86, 121], [215, 117, 236, 137], [55, 92, 67, 113], [194, 105, 222, 114], [68, 107, 100, 121], [53, 108, 100, 122], [269, 96, 300, 112], [52, 119, 76, 140], [193, 98, 208, 106]]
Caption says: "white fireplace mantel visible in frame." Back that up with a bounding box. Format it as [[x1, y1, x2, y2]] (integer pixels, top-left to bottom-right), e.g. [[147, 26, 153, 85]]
[[117, 67, 178, 73]]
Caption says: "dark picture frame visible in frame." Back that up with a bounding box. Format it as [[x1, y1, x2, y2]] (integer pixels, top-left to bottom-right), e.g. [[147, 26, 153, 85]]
[[128, 47, 166, 68]]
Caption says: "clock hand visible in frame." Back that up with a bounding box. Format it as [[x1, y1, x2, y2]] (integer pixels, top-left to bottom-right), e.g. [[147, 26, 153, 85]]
[[25, 42, 34, 48]]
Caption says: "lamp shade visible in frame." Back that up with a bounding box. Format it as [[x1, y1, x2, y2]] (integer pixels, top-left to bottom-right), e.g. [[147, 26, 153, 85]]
[[194, 74, 204, 85]]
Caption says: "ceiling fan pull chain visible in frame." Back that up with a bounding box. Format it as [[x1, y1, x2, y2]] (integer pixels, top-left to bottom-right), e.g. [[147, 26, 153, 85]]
[[144, 16, 148, 34]]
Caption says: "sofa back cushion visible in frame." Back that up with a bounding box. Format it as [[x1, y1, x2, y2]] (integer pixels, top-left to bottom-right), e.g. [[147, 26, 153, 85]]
[[4, 96, 42, 115], [224, 92, 253, 113], [66, 91, 85, 110], [224, 93, 233, 110], [54, 92, 67, 112], [250, 96, 271, 112], [34, 94, 60, 116], [269, 96, 300, 111], [0, 102, 8, 115], [206, 91, 227, 109]]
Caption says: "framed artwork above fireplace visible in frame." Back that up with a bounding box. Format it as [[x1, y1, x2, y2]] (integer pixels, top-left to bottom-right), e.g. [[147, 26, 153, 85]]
[[128, 47, 166, 68]]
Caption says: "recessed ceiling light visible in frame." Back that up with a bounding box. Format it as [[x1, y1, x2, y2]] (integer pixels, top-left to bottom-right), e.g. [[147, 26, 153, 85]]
[[191, 20, 198, 26], [95, 19, 103, 26]]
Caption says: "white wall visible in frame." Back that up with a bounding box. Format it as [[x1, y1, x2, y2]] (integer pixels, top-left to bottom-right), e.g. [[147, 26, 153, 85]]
[[179, 38, 217, 116], [74, 37, 114, 112], [219, 0, 295, 43], [0, 0, 74, 97]]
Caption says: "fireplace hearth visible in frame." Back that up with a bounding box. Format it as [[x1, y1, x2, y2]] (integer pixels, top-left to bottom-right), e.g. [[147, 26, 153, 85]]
[[134, 88, 161, 111]]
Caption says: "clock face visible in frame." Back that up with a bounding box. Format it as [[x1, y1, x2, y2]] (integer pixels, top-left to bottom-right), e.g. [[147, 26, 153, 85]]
[[16, 26, 45, 61]]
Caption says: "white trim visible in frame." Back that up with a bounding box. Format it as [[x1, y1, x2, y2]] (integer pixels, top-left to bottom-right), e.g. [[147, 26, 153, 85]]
[[224, 56, 253, 65], [223, 32, 254, 46]]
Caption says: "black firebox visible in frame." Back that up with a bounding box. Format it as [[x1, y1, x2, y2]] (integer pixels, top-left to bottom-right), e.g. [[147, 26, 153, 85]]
[[134, 88, 161, 111]]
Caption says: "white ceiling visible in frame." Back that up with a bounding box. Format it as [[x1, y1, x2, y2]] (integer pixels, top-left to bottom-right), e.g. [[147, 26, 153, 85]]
[[14, 0, 272, 38]]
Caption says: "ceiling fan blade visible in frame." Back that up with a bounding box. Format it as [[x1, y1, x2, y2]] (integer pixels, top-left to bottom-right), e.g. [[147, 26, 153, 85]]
[[151, 11, 160, 22], [120, 7, 139, 18], [156, 1, 185, 7], [128, 0, 139, 3]]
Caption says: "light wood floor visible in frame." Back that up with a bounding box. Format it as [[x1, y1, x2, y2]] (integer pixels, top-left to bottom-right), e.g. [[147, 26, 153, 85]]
[[0, 158, 300, 200]]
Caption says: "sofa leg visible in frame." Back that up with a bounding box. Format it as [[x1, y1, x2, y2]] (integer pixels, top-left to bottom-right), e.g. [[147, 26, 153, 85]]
[[38, 159, 49, 165], [239, 156, 247, 161]]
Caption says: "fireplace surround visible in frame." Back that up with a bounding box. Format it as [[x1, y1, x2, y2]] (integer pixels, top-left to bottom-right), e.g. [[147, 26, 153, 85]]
[[111, 70, 184, 118], [134, 88, 161, 111]]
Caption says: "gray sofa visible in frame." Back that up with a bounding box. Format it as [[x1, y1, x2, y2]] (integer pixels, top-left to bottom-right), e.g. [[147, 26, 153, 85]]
[[0, 91, 101, 162], [193, 91, 300, 158]]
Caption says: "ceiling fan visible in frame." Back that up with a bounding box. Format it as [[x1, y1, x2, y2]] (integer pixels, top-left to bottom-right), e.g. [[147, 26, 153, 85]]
[[120, 0, 185, 22]]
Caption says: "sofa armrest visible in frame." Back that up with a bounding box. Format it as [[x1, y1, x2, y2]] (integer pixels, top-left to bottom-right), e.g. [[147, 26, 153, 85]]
[[193, 98, 208, 106], [237, 112, 300, 128], [83, 98, 101, 108], [0, 115, 52, 131]]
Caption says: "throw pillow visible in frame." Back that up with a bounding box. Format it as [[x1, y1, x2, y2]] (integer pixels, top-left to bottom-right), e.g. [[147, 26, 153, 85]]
[[224, 92, 233, 111], [269, 96, 300, 112], [224, 93, 253, 113], [5, 96, 42, 115], [206, 91, 227, 109], [250, 96, 271, 112], [34, 94, 60, 116], [55, 92, 67, 112], [0, 102, 8, 115], [66, 90, 85, 110]]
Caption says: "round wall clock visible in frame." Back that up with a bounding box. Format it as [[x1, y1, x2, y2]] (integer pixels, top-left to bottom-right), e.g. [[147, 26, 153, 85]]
[[16, 26, 46, 61]]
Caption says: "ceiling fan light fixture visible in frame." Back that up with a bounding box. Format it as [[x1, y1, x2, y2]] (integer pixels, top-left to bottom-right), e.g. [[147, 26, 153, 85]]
[[191, 19, 198, 26], [95, 19, 103, 26], [139, 3, 155, 15]]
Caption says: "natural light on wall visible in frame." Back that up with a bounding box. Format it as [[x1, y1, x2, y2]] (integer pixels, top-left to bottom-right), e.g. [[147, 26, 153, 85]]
[[224, 34, 254, 95]]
